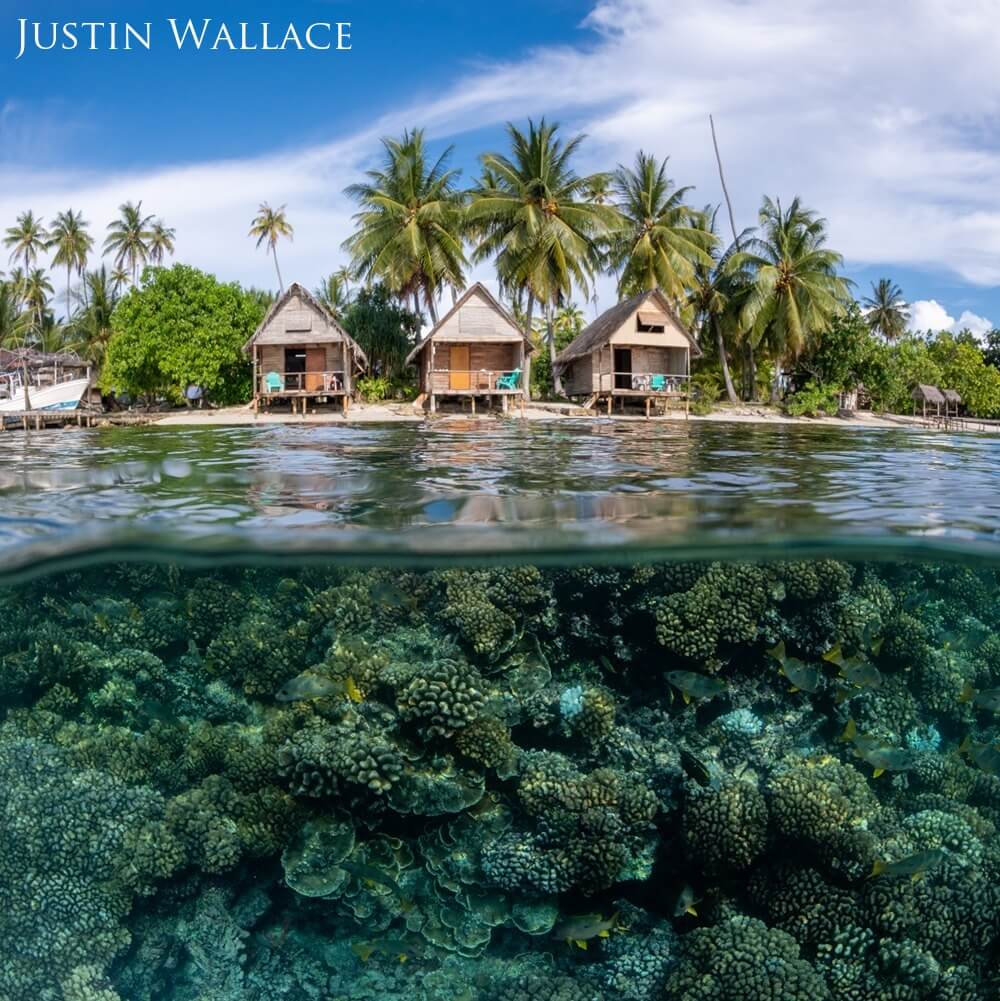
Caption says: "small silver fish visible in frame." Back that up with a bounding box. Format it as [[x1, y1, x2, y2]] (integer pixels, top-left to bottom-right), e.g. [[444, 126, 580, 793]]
[[959, 683, 1000, 713], [552, 912, 619, 949]]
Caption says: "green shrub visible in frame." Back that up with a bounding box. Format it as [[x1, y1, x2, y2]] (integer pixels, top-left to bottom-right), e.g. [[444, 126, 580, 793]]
[[783, 381, 840, 417], [356, 375, 393, 403]]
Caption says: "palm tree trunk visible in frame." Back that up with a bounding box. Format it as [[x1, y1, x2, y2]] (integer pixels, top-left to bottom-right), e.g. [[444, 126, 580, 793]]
[[21, 359, 31, 413], [67, 266, 72, 325], [746, 341, 756, 401], [771, 361, 782, 404], [272, 246, 284, 293], [525, 294, 535, 337], [714, 317, 739, 405], [546, 302, 564, 397], [427, 289, 438, 325]]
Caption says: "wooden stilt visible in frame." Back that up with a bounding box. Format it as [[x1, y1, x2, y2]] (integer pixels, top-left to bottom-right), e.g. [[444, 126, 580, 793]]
[[430, 393, 436, 414], [645, 398, 650, 420], [471, 396, 476, 415], [606, 396, 612, 415], [502, 395, 508, 415]]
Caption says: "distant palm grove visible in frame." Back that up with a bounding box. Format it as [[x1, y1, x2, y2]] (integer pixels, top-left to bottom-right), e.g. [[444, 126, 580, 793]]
[[5, 119, 1000, 416]]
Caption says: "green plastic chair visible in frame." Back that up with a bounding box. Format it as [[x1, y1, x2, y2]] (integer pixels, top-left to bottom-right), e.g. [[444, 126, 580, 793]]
[[264, 371, 284, 393], [650, 374, 667, 392], [496, 369, 521, 390]]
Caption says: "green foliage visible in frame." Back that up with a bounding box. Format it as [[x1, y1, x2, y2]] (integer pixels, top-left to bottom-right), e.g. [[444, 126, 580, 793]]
[[929, 333, 1000, 417], [104, 264, 264, 405], [356, 375, 393, 403], [530, 307, 580, 398], [783, 380, 840, 417], [342, 283, 421, 381]]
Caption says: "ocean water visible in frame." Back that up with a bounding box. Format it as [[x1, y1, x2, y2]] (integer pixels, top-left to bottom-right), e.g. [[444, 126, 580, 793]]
[[2, 423, 1000, 999]]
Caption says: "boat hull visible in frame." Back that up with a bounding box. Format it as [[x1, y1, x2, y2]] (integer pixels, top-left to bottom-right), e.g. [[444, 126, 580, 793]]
[[0, 378, 91, 413]]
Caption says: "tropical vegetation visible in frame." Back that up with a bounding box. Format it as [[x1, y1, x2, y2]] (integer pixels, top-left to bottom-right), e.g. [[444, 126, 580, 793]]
[[5, 116, 1000, 417]]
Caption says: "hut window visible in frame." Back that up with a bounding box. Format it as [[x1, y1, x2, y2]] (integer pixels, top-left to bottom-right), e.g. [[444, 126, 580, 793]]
[[637, 313, 666, 333]]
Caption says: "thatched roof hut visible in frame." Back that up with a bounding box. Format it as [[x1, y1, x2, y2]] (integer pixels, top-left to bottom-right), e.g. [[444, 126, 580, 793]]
[[244, 283, 368, 414], [406, 283, 535, 413], [942, 388, 962, 416], [554, 289, 701, 412], [912, 383, 945, 417]]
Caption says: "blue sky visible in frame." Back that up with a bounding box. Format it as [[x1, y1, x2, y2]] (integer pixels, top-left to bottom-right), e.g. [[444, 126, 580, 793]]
[[2, 0, 1000, 333]]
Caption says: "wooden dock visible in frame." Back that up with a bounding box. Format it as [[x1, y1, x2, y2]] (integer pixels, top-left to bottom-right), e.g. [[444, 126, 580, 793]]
[[0, 411, 155, 432]]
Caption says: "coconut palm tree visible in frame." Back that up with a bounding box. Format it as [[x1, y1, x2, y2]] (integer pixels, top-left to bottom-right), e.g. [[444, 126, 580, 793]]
[[110, 266, 131, 294], [686, 209, 754, 405], [48, 209, 94, 322], [609, 152, 717, 300], [0, 279, 28, 349], [315, 268, 355, 320], [4, 211, 48, 274], [862, 278, 909, 341], [342, 129, 466, 322], [730, 196, 853, 401], [67, 266, 120, 366], [21, 268, 54, 334], [468, 119, 619, 394], [249, 203, 293, 293], [104, 201, 155, 285], [148, 220, 177, 266]]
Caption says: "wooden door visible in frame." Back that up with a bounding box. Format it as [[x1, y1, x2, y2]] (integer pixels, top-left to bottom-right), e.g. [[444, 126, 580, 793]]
[[305, 348, 326, 392], [450, 345, 471, 390]]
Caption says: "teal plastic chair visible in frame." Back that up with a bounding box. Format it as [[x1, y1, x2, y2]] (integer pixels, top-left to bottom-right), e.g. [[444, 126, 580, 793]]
[[650, 374, 667, 392], [496, 369, 521, 390], [264, 371, 284, 393]]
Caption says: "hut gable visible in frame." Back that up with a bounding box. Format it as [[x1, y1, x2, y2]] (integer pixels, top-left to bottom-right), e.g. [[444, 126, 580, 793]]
[[942, 388, 962, 404], [554, 289, 701, 368], [244, 283, 368, 366], [405, 284, 534, 365]]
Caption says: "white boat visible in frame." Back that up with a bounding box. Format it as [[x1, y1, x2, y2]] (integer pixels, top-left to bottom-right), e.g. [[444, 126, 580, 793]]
[[0, 375, 91, 413]]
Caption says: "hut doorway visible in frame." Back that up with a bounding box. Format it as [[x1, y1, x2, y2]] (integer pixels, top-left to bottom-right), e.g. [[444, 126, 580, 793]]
[[284, 348, 307, 391], [614, 348, 632, 390], [450, 345, 471, 390]]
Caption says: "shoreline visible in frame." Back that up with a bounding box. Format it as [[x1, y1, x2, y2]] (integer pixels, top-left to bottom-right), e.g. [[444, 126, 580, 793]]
[[145, 402, 962, 431]]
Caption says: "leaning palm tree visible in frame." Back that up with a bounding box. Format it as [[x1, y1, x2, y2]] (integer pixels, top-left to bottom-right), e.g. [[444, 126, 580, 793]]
[[730, 196, 853, 401], [862, 278, 909, 341], [48, 209, 94, 322], [104, 201, 155, 285], [342, 129, 466, 322], [609, 152, 717, 300], [4, 211, 48, 273], [148, 219, 177, 266], [686, 209, 755, 405], [468, 119, 620, 394], [249, 203, 293, 293]]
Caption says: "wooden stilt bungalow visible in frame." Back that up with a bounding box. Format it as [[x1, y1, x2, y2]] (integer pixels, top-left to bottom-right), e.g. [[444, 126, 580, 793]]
[[406, 283, 535, 415], [554, 290, 701, 416], [244, 283, 368, 416], [912, 383, 945, 419]]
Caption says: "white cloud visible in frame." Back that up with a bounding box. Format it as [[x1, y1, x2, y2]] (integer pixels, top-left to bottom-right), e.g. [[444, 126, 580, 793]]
[[907, 300, 995, 336], [8, 0, 1000, 299], [908, 300, 956, 332]]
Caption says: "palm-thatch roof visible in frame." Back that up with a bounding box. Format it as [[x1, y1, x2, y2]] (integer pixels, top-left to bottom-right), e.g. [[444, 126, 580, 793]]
[[554, 289, 702, 368], [942, 388, 962, 404], [0, 348, 88, 370], [243, 282, 368, 366], [405, 283, 535, 366], [912, 384, 945, 405]]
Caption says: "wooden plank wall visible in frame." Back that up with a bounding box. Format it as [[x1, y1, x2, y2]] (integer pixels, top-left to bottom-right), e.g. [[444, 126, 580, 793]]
[[428, 342, 520, 393]]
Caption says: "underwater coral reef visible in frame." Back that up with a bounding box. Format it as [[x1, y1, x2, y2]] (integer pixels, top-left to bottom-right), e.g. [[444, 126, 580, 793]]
[[1, 557, 1000, 999]]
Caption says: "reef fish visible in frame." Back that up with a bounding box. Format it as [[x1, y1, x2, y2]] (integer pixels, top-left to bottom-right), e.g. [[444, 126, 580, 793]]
[[838, 657, 883, 690], [767, 642, 821, 693], [350, 933, 423, 964], [666, 671, 726, 704], [839, 720, 913, 777], [673, 885, 700, 918], [552, 912, 619, 949], [370, 581, 416, 610], [959, 683, 1000, 713], [275, 672, 356, 703], [680, 748, 716, 788], [870, 849, 946, 881], [339, 861, 404, 896], [960, 736, 1000, 776]]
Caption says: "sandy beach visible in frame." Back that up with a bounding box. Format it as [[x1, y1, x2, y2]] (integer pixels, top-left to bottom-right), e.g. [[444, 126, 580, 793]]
[[149, 401, 941, 430]]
